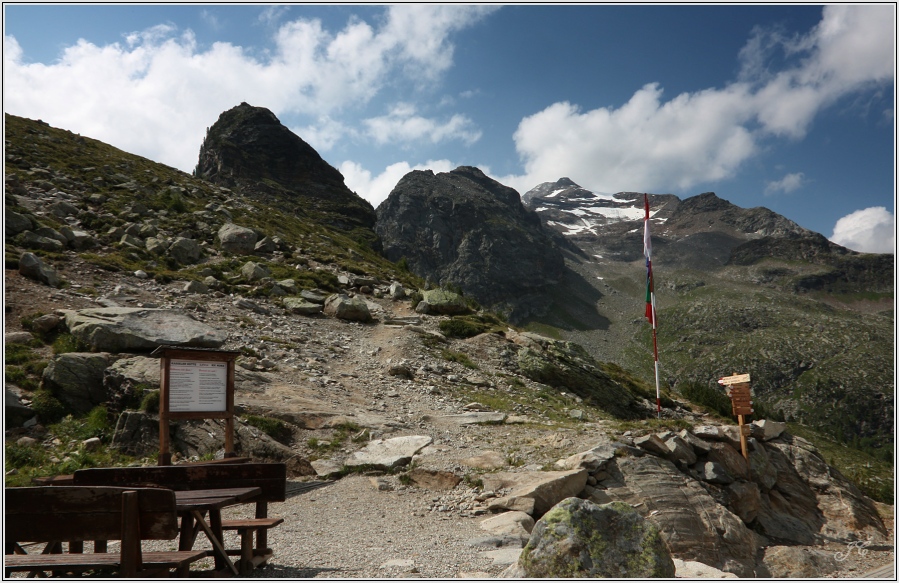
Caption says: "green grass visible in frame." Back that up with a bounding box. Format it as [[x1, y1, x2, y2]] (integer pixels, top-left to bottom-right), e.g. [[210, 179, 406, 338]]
[[243, 415, 293, 443], [440, 349, 478, 369]]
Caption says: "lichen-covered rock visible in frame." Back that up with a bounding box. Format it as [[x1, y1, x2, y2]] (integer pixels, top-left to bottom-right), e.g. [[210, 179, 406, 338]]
[[42, 352, 113, 414], [62, 307, 227, 351], [217, 223, 257, 255], [167, 236, 202, 265], [510, 498, 675, 578]]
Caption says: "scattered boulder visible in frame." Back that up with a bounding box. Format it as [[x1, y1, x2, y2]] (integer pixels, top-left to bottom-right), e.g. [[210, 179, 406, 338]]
[[167, 237, 202, 265], [345, 435, 433, 470], [480, 511, 534, 539], [283, 297, 323, 315], [18, 252, 60, 287], [42, 352, 113, 414], [62, 307, 227, 352], [414, 289, 470, 315], [6, 210, 33, 236], [406, 468, 462, 490], [241, 260, 270, 282], [218, 223, 257, 254], [6, 387, 35, 427], [19, 230, 65, 252], [504, 498, 675, 578], [323, 294, 372, 323], [481, 469, 588, 517]]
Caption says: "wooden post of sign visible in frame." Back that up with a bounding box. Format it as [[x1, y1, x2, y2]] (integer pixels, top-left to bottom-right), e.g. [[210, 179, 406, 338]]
[[718, 372, 753, 461], [153, 346, 242, 466]]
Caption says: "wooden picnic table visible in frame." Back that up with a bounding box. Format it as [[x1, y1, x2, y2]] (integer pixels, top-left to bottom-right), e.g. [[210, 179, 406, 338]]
[[175, 486, 261, 576]]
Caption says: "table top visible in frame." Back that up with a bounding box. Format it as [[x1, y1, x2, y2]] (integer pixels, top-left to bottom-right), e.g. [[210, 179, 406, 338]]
[[174, 486, 261, 512]]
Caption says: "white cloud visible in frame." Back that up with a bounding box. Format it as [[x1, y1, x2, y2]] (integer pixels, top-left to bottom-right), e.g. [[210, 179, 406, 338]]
[[258, 6, 289, 27], [830, 207, 895, 254], [3, 5, 493, 172], [291, 117, 355, 152], [505, 5, 894, 195], [364, 103, 481, 146], [340, 159, 455, 208], [764, 172, 806, 195]]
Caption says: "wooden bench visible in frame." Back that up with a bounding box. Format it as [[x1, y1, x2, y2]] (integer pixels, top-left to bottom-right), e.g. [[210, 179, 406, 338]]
[[5, 486, 208, 578], [73, 463, 287, 574]]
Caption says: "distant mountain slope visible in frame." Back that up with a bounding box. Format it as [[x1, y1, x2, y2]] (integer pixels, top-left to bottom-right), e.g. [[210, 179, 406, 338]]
[[375, 166, 565, 321], [522, 178, 894, 457]]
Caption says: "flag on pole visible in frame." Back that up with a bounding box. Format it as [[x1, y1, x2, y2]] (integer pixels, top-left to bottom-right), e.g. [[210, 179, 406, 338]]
[[643, 193, 662, 418], [643, 194, 655, 325]]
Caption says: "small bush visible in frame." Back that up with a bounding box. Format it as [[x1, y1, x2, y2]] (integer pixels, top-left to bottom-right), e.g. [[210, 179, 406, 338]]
[[140, 390, 160, 413], [439, 318, 488, 339], [31, 390, 67, 423], [52, 332, 88, 354], [244, 415, 292, 443], [440, 349, 478, 369], [409, 290, 423, 310]]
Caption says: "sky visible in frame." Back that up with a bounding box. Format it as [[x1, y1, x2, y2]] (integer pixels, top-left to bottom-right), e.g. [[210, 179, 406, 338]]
[[3, 4, 896, 253]]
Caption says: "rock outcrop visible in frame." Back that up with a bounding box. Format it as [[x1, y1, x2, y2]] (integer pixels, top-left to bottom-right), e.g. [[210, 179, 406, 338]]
[[375, 166, 564, 321], [62, 307, 227, 352], [195, 102, 377, 238]]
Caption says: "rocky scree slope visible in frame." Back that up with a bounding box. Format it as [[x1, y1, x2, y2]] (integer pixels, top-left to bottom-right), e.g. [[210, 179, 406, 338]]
[[375, 166, 564, 322]]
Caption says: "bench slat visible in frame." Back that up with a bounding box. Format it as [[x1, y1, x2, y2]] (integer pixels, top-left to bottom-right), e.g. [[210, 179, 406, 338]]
[[221, 517, 284, 530]]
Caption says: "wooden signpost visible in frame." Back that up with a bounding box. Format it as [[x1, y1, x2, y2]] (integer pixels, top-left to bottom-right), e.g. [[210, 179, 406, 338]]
[[153, 346, 242, 466], [718, 372, 752, 460]]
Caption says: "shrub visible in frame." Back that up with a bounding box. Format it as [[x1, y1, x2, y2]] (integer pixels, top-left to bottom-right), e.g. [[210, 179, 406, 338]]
[[140, 390, 160, 413], [52, 332, 88, 354], [244, 415, 292, 443], [31, 390, 67, 424], [439, 318, 488, 339], [678, 381, 732, 418]]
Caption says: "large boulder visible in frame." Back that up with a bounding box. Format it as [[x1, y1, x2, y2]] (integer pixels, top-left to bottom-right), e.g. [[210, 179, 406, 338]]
[[18, 252, 60, 287], [323, 294, 372, 323], [505, 498, 675, 578], [481, 469, 589, 517], [42, 352, 113, 414], [344, 435, 433, 470], [6, 387, 35, 427], [167, 237, 202, 265], [217, 223, 257, 255], [62, 307, 227, 352], [283, 297, 323, 315], [6, 210, 33, 236], [414, 289, 470, 316]]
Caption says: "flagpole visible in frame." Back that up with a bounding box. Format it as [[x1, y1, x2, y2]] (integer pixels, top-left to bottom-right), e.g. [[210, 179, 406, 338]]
[[643, 193, 661, 419]]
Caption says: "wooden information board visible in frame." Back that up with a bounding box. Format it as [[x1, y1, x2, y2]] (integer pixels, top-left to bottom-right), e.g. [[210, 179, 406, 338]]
[[152, 346, 241, 466]]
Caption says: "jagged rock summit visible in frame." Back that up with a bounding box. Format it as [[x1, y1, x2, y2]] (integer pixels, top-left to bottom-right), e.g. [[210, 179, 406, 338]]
[[195, 102, 377, 237], [375, 166, 565, 321]]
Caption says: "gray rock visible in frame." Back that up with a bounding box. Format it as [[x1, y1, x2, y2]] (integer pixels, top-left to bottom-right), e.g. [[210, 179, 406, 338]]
[[345, 435, 433, 470], [555, 441, 618, 472], [31, 314, 62, 334], [49, 200, 79, 218], [751, 419, 787, 441], [6, 331, 34, 344], [34, 227, 68, 246], [678, 429, 712, 454], [707, 442, 750, 480], [761, 545, 839, 578], [437, 412, 506, 425], [698, 461, 734, 484], [6, 388, 34, 427], [283, 297, 323, 315], [18, 252, 60, 287], [183, 280, 209, 294], [388, 282, 406, 299], [507, 498, 675, 578], [62, 228, 98, 250], [42, 352, 112, 414], [19, 230, 65, 252], [481, 470, 588, 517], [487, 496, 536, 515], [120, 233, 143, 248], [480, 511, 534, 539], [414, 289, 470, 316], [233, 298, 270, 315], [310, 458, 344, 479], [727, 480, 761, 524], [218, 223, 257, 255], [240, 261, 270, 282], [276, 279, 298, 295], [665, 435, 698, 466], [6, 210, 33, 236], [167, 237, 202, 265], [254, 236, 277, 254], [300, 289, 330, 304], [634, 433, 669, 457], [323, 294, 372, 322], [62, 307, 226, 351]]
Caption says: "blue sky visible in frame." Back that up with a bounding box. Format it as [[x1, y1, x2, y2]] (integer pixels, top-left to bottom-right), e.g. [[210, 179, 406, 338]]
[[4, 4, 895, 253]]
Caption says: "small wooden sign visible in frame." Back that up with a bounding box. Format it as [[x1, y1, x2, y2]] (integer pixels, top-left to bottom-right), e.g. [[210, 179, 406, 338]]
[[152, 346, 242, 466], [718, 373, 751, 386]]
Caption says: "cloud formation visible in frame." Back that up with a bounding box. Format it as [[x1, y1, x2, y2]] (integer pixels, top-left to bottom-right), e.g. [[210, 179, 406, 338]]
[[830, 207, 895, 254], [3, 5, 494, 171], [502, 5, 894, 195], [364, 103, 481, 146], [764, 172, 806, 195]]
